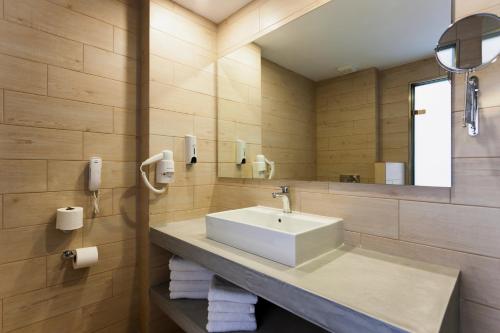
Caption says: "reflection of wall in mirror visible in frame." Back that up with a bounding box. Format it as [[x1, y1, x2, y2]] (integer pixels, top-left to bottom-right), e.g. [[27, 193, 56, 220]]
[[316, 68, 379, 183], [261, 59, 316, 180], [379, 57, 447, 184], [217, 43, 262, 178]]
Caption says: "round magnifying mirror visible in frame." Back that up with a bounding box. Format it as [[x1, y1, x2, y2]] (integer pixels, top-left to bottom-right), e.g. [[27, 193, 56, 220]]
[[435, 13, 500, 73]]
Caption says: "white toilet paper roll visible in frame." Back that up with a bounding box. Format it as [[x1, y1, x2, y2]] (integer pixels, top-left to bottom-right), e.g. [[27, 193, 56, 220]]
[[56, 207, 83, 231], [73, 247, 99, 269]]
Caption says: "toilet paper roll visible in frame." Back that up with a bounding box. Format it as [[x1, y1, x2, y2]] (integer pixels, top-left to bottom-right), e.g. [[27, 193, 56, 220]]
[[73, 247, 99, 269], [56, 207, 83, 231]]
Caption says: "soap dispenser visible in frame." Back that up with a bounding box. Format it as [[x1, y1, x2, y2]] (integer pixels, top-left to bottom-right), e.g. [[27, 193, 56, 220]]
[[236, 139, 246, 165]]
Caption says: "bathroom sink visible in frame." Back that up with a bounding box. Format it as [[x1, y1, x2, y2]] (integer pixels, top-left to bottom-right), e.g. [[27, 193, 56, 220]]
[[205, 206, 343, 266]]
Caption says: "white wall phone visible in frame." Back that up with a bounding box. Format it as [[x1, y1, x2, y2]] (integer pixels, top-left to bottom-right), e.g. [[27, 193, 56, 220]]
[[140, 150, 175, 194], [89, 157, 102, 214]]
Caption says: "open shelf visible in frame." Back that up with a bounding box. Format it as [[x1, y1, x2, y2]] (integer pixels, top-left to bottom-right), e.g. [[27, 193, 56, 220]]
[[151, 284, 328, 333]]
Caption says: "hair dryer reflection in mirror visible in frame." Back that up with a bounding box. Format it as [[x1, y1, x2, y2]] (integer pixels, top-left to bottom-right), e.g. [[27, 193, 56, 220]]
[[252, 154, 275, 179], [140, 150, 174, 194]]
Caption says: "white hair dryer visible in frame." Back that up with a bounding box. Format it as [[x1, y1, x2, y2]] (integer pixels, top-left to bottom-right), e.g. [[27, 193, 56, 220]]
[[140, 150, 174, 194]]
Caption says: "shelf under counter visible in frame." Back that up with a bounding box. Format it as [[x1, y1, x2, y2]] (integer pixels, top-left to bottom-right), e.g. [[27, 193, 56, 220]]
[[150, 218, 459, 333], [151, 284, 328, 333]]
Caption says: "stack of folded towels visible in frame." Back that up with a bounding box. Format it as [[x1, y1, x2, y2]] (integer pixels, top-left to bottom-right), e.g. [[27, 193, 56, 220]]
[[207, 275, 258, 332], [168, 255, 214, 299]]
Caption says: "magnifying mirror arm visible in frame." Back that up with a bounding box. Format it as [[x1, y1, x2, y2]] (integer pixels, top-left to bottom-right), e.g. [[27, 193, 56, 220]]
[[464, 72, 479, 136]]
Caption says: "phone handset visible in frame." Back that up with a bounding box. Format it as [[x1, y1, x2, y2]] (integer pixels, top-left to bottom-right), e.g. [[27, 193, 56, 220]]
[[140, 150, 175, 194], [89, 157, 102, 214]]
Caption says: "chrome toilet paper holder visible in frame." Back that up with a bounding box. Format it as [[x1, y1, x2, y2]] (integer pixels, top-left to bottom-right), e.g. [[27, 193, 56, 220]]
[[62, 250, 76, 260]]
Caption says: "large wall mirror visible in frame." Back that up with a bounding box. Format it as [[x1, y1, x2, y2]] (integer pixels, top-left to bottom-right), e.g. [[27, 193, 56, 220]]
[[217, 0, 452, 187]]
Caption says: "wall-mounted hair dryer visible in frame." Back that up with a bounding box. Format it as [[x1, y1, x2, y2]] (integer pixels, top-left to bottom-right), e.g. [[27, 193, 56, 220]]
[[140, 150, 174, 194]]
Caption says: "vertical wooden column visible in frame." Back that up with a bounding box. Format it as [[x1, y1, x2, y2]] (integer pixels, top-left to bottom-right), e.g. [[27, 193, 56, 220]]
[[138, 0, 151, 332]]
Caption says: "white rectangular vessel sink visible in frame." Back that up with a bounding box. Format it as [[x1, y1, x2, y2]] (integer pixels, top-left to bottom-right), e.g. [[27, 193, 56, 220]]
[[205, 206, 343, 266]]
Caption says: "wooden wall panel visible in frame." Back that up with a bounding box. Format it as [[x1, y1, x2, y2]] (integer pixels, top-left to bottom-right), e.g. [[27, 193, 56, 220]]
[[0, 0, 139, 332], [316, 68, 378, 183], [261, 59, 315, 180], [379, 57, 444, 182], [217, 43, 262, 178]]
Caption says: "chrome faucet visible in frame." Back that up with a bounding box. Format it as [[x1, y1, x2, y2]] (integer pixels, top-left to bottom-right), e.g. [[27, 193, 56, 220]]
[[272, 186, 291, 213]]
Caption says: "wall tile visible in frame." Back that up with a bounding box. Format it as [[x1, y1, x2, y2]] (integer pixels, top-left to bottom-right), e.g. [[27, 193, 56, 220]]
[[3, 190, 113, 228], [329, 182, 450, 203], [150, 1, 215, 51], [0, 257, 46, 298], [48, 160, 87, 191], [113, 187, 136, 219], [4, 91, 114, 133], [5, 0, 113, 50], [48, 66, 136, 109], [8, 310, 83, 333], [150, 108, 193, 136], [114, 26, 137, 59], [453, 107, 500, 158], [455, 0, 500, 18], [300, 192, 399, 238], [82, 292, 138, 333], [84, 45, 137, 84], [0, 53, 47, 94], [2, 272, 112, 331], [0, 225, 82, 264], [452, 158, 500, 207], [400, 201, 500, 258], [0, 124, 83, 160], [361, 235, 500, 310], [83, 214, 136, 246], [102, 161, 137, 188], [460, 300, 500, 333], [114, 107, 137, 135], [0, 160, 47, 194], [150, 28, 215, 71], [194, 184, 215, 209], [149, 186, 194, 214], [83, 132, 136, 162], [53, 0, 137, 31], [150, 81, 215, 116], [0, 19, 83, 70]]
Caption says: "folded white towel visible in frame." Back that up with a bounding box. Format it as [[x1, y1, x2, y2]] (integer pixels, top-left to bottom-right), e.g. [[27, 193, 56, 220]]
[[170, 290, 208, 299], [169, 280, 210, 292], [169, 256, 208, 272], [208, 301, 255, 314], [170, 270, 214, 281], [206, 321, 257, 332], [208, 276, 258, 304], [208, 312, 255, 322]]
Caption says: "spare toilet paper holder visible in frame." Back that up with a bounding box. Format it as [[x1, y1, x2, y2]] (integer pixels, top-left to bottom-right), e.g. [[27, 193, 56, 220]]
[[62, 250, 76, 260]]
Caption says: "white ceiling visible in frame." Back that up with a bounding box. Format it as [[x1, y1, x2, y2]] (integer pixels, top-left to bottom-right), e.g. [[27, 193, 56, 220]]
[[172, 0, 253, 23], [255, 0, 452, 81]]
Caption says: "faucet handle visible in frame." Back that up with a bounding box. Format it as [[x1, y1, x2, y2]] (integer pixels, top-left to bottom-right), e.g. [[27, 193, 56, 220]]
[[279, 185, 289, 193]]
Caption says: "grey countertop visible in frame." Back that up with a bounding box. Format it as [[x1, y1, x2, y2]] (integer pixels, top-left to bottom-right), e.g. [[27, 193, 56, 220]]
[[150, 218, 459, 333]]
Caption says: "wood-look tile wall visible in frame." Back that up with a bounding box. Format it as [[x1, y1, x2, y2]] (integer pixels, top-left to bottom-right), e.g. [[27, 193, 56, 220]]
[[211, 0, 500, 331], [217, 0, 332, 56], [379, 57, 446, 182], [316, 68, 378, 183], [217, 44, 262, 178], [261, 59, 315, 180], [146, 1, 219, 330], [148, 0, 218, 222], [0, 0, 139, 332]]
